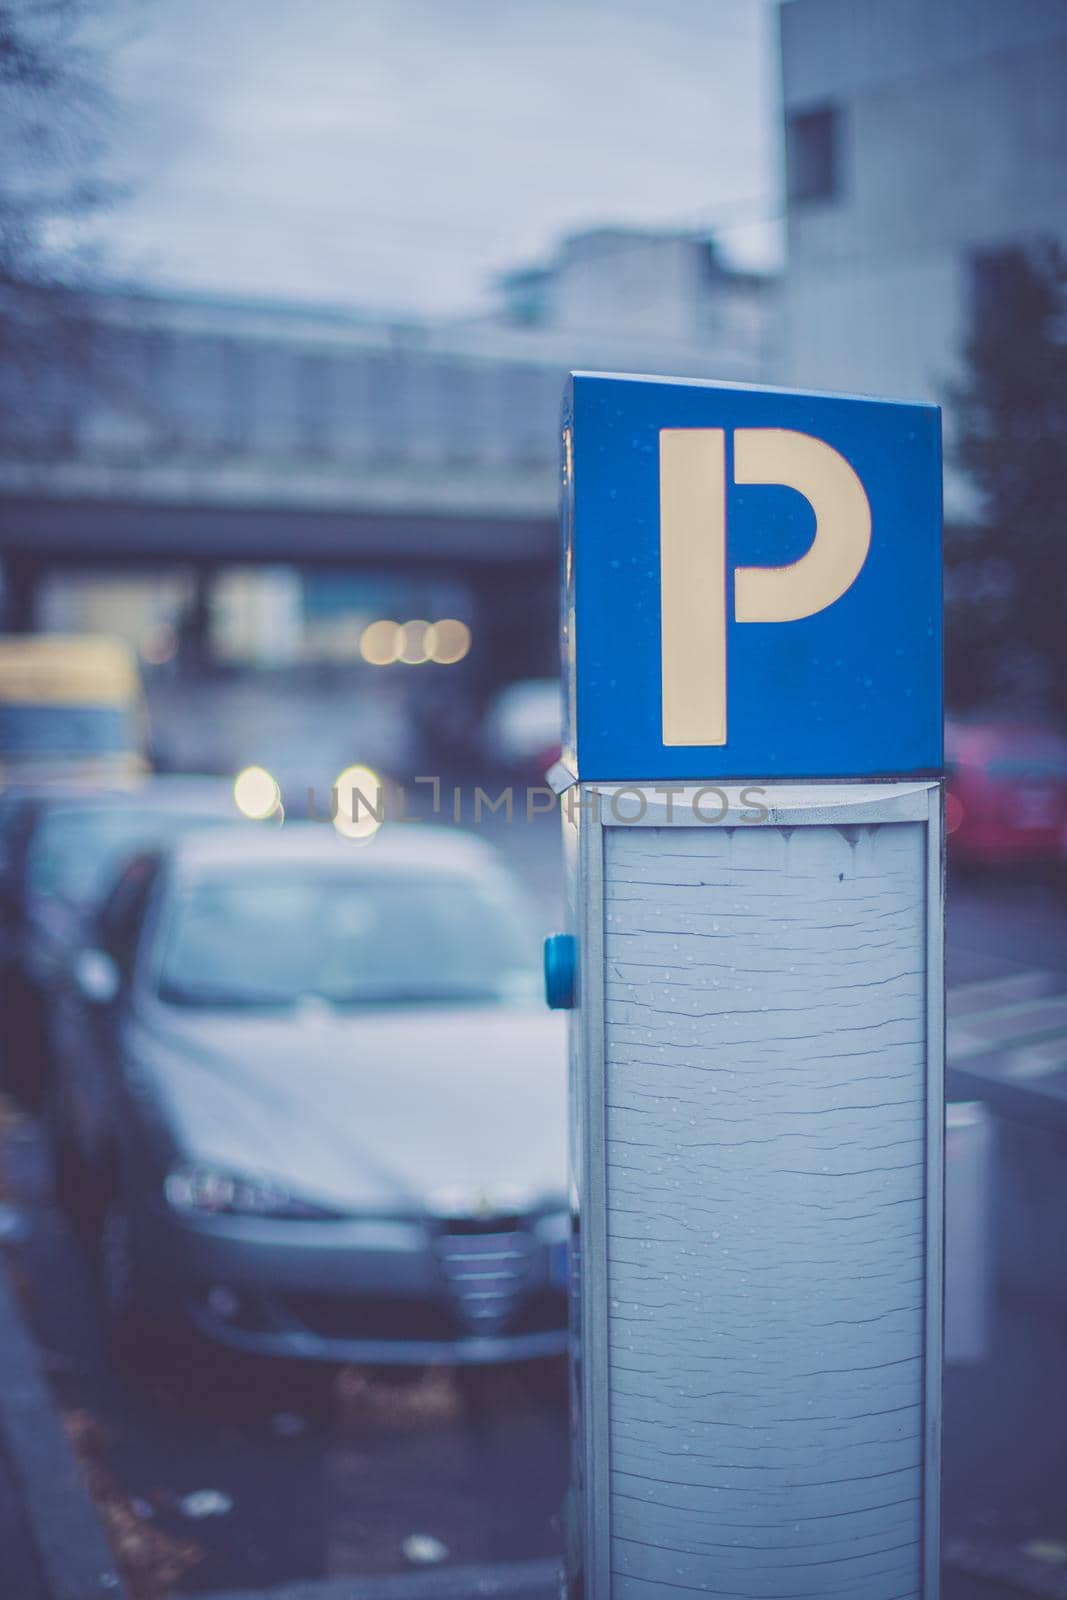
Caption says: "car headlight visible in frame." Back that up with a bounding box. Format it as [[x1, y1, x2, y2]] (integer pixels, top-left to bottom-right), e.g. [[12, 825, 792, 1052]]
[[164, 1165, 343, 1220]]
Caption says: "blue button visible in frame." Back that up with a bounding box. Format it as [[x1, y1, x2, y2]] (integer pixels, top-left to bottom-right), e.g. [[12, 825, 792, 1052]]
[[544, 932, 577, 1010]]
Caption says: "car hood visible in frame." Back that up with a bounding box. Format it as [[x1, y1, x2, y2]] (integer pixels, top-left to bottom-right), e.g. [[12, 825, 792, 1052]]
[[134, 1001, 568, 1215]]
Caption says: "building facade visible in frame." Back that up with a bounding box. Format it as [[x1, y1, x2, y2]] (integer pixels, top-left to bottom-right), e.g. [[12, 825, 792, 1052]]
[[779, 0, 1067, 510]]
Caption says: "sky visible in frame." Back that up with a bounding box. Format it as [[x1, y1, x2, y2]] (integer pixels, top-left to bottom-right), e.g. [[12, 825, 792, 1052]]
[[90, 0, 781, 318]]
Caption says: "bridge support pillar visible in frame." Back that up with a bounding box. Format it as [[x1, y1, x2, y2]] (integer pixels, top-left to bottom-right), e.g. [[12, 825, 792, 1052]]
[[177, 566, 217, 672], [1, 559, 41, 633]]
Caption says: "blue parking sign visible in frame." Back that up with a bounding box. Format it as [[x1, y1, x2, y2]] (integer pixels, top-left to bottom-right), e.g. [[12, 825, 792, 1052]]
[[561, 372, 942, 781]]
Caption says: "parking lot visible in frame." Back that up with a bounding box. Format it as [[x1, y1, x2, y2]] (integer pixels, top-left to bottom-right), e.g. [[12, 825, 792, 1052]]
[[0, 824, 1066, 1597]]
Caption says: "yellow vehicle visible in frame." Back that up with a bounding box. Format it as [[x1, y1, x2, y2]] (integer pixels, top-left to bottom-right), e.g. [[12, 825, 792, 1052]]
[[0, 635, 149, 783]]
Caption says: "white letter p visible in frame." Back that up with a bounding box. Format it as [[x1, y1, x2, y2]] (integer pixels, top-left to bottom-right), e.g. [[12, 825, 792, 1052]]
[[659, 428, 872, 746]]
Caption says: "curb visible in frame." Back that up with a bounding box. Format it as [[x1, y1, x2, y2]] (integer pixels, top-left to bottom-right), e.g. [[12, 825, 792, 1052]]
[[180, 1556, 562, 1600], [0, 1252, 127, 1600]]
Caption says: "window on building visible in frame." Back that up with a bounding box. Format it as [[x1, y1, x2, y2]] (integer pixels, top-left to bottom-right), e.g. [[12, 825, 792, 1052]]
[[296, 351, 331, 457], [222, 339, 252, 453], [786, 104, 842, 205]]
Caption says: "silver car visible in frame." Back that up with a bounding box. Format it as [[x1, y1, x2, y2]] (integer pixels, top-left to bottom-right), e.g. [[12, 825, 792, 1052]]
[[48, 823, 569, 1366]]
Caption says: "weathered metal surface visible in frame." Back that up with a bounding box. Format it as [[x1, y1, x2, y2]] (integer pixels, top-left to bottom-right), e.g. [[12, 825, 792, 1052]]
[[588, 812, 934, 1598]]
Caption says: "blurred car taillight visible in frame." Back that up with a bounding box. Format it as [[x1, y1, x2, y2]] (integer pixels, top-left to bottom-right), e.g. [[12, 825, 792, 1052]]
[[946, 718, 1067, 864]]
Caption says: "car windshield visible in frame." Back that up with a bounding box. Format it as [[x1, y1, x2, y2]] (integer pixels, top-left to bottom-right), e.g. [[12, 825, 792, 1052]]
[[156, 869, 541, 1009], [0, 703, 132, 757], [27, 804, 228, 906]]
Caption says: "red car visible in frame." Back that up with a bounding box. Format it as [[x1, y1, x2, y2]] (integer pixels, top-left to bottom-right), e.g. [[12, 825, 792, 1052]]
[[945, 719, 1067, 864]]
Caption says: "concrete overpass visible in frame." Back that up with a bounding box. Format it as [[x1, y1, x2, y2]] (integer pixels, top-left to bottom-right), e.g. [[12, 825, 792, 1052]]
[[0, 255, 771, 680], [0, 298, 571, 701], [0, 287, 563, 630]]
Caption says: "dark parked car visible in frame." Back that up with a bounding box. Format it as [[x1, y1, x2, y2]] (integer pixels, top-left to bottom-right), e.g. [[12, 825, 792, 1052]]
[[0, 776, 247, 1104], [46, 823, 569, 1368]]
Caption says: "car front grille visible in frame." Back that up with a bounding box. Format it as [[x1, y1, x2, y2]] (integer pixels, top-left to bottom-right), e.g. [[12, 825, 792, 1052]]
[[213, 1215, 561, 1348], [433, 1224, 537, 1334]]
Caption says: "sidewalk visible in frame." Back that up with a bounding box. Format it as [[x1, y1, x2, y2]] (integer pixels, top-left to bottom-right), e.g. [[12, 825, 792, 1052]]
[[0, 1242, 126, 1600]]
